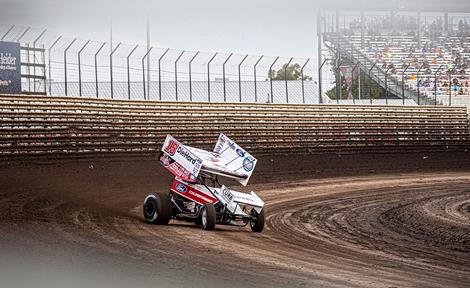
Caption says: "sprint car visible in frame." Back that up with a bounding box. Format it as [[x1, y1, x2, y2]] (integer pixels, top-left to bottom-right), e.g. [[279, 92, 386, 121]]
[[143, 133, 265, 232]]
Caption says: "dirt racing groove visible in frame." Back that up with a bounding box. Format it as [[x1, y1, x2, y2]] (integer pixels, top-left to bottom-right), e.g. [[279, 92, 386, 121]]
[[1, 152, 470, 287]]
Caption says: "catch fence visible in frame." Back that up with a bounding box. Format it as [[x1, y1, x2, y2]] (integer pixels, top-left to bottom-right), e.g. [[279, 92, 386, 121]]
[[1, 24, 321, 104]]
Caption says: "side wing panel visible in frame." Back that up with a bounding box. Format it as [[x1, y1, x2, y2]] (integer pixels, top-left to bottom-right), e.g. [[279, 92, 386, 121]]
[[160, 135, 203, 181], [212, 133, 257, 186]]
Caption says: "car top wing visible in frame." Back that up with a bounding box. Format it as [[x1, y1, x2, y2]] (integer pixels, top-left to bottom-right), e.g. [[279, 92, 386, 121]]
[[160, 134, 257, 186], [191, 133, 257, 186]]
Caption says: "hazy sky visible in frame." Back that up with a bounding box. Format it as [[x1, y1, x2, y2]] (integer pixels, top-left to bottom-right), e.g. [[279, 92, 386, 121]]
[[1, 0, 323, 58], [2, 0, 469, 59]]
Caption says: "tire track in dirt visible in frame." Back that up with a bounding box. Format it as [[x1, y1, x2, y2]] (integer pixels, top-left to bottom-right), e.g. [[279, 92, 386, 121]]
[[1, 160, 470, 287]]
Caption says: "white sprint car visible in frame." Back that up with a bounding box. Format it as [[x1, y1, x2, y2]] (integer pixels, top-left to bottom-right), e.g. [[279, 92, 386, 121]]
[[143, 133, 265, 232]]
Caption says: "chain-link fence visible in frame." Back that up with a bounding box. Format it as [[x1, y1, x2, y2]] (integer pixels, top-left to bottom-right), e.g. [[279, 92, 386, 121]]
[[1, 24, 323, 104]]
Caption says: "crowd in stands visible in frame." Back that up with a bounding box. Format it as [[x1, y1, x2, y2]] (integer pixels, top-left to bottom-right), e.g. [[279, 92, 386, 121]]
[[337, 14, 470, 103]]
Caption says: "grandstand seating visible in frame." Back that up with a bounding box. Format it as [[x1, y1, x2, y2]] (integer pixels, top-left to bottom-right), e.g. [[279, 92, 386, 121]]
[[328, 24, 470, 108], [0, 94, 468, 157]]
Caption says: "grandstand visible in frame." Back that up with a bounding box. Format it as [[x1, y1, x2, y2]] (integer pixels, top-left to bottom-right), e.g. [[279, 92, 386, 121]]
[[321, 10, 470, 109], [1, 94, 468, 157]]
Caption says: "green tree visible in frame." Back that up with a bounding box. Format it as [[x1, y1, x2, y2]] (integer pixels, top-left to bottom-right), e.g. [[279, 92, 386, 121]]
[[268, 63, 312, 80], [325, 72, 384, 100]]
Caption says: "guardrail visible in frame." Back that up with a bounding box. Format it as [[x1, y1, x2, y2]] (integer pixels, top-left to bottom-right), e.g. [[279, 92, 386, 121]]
[[1, 94, 469, 158]]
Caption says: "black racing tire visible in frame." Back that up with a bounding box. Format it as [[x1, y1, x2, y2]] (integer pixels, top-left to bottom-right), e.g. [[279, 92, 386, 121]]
[[194, 217, 203, 226], [201, 203, 216, 230], [143, 192, 173, 225], [250, 208, 265, 233]]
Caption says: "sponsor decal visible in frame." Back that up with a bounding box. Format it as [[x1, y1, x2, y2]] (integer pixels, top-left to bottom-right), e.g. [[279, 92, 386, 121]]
[[221, 187, 234, 203], [242, 156, 255, 172], [213, 185, 237, 213], [175, 183, 187, 193], [176, 146, 199, 165], [164, 139, 178, 156], [159, 151, 196, 183], [167, 162, 197, 183], [236, 148, 246, 157], [171, 180, 218, 204], [162, 135, 203, 178]]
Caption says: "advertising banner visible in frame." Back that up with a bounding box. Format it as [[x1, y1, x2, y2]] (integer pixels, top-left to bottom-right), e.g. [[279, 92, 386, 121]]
[[0, 41, 21, 94]]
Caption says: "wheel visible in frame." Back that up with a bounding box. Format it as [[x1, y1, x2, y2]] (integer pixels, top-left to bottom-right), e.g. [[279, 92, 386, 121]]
[[194, 217, 203, 226], [200, 203, 216, 230], [250, 208, 265, 232], [143, 192, 173, 224]]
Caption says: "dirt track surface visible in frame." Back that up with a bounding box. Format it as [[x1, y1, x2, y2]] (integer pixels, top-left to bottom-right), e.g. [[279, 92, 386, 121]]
[[1, 152, 470, 288]]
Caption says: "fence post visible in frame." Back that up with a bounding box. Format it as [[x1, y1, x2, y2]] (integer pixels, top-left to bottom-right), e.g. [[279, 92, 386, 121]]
[[94, 42, 106, 98], [300, 58, 310, 104], [318, 58, 327, 104], [110, 42, 121, 99], [222, 53, 233, 102], [368, 62, 377, 104], [317, 10, 323, 104], [335, 57, 345, 105], [448, 69, 452, 106], [78, 40, 91, 97], [434, 64, 444, 105], [48, 36, 62, 96], [254, 55, 264, 103], [385, 66, 392, 105], [269, 56, 280, 103], [127, 45, 139, 100], [189, 51, 200, 102], [64, 38, 77, 96], [416, 63, 424, 105], [238, 54, 248, 102], [350, 62, 359, 105], [174, 50, 185, 101], [16, 26, 31, 42], [142, 47, 153, 100], [284, 57, 293, 103], [32, 29, 47, 94], [401, 64, 410, 105], [158, 48, 170, 101], [1, 25, 15, 40], [207, 52, 218, 102]]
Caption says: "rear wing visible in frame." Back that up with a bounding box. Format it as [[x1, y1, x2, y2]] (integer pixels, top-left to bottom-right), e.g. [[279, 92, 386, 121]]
[[159, 134, 257, 186]]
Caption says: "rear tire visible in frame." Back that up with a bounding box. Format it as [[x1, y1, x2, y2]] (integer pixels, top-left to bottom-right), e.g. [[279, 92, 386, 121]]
[[201, 203, 216, 230], [143, 192, 172, 224], [250, 208, 265, 232]]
